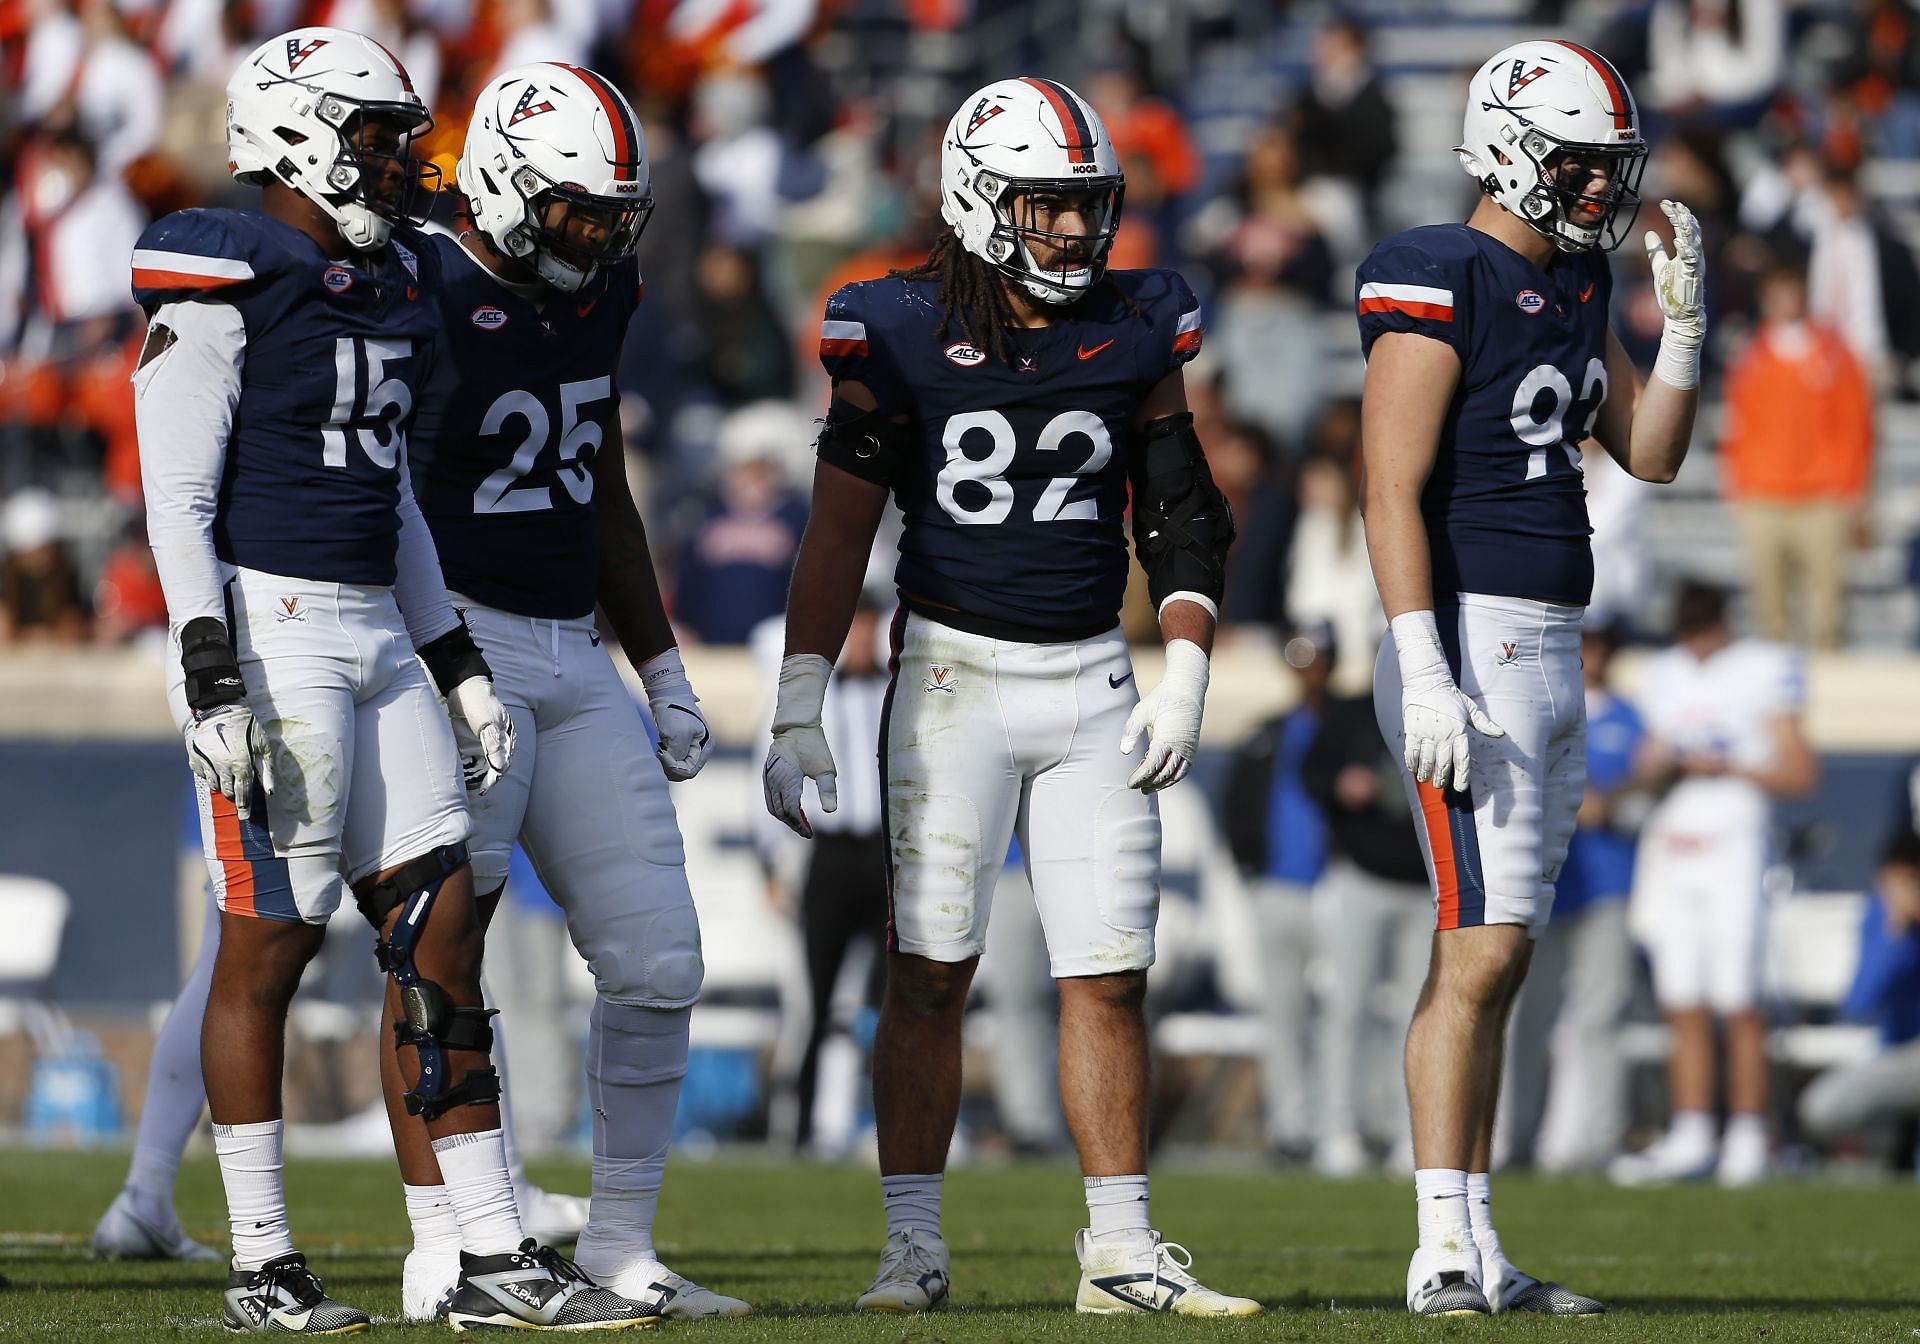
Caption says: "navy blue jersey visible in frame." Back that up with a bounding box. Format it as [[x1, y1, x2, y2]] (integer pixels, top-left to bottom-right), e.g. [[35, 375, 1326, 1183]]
[[407, 235, 641, 619], [1355, 223, 1612, 607], [819, 269, 1203, 639], [132, 208, 441, 586]]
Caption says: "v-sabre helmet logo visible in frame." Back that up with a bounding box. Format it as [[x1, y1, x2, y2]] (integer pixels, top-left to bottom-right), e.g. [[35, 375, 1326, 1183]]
[[1507, 59, 1550, 97], [509, 85, 557, 126], [965, 97, 1004, 137], [286, 36, 328, 70], [944, 341, 986, 367]]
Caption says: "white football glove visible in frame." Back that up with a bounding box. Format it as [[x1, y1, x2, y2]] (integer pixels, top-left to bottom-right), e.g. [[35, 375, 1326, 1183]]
[[447, 676, 515, 797], [1120, 639, 1210, 793], [1392, 610, 1504, 793], [639, 647, 711, 781], [1645, 198, 1706, 389], [763, 653, 835, 838], [185, 701, 273, 818]]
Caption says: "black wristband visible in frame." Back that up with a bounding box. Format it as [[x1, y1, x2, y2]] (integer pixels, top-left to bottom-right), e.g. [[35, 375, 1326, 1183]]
[[418, 620, 491, 696], [180, 616, 246, 714]]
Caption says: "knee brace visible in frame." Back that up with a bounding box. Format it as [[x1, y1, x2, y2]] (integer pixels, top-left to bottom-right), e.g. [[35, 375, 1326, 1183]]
[[356, 843, 501, 1120]]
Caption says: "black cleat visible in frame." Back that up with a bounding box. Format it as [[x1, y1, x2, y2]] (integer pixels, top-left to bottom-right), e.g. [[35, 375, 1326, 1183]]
[[447, 1238, 659, 1332], [221, 1253, 370, 1334]]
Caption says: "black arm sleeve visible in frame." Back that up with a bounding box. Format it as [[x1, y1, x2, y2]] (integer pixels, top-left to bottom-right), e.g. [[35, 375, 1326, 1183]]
[[815, 390, 914, 490], [1127, 412, 1236, 611]]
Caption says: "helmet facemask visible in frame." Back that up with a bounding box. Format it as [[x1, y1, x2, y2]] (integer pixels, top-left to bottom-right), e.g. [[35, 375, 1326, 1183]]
[[971, 170, 1124, 306], [275, 97, 439, 250], [1476, 127, 1646, 254], [488, 158, 653, 292]]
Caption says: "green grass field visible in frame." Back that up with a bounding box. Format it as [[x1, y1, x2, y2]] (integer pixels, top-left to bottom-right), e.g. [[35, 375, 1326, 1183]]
[[0, 1152, 1915, 1340]]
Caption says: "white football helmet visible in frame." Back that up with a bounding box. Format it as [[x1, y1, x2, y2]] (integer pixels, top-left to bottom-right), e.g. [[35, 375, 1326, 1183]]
[[939, 77, 1125, 305], [1457, 40, 1646, 253], [458, 63, 653, 294], [227, 28, 437, 252]]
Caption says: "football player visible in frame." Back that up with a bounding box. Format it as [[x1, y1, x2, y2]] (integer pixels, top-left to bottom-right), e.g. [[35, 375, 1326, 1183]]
[[763, 77, 1254, 1317], [390, 62, 748, 1321], [1356, 41, 1704, 1316], [1612, 582, 1816, 1188], [132, 30, 648, 1333]]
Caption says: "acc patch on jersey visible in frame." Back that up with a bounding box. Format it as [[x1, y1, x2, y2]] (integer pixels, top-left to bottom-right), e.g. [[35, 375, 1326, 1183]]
[[470, 305, 509, 330], [944, 341, 985, 367]]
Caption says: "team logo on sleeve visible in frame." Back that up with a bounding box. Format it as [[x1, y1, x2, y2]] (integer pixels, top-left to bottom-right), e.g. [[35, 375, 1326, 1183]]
[[510, 86, 558, 125], [944, 341, 986, 367], [1506, 59, 1551, 97], [923, 665, 958, 694], [287, 37, 328, 70], [1514, 289, 1545, 315], [965, 97, 1004, 137], [322, 265, 354, 294], [470, 305, 510, 330]]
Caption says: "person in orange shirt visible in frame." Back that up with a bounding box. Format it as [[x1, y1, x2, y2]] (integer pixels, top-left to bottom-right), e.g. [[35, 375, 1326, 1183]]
[[1719, 254, 1874, 650]]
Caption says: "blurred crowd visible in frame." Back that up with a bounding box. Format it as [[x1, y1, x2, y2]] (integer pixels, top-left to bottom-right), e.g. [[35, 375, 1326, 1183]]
[[0, 0, 1917, 651]]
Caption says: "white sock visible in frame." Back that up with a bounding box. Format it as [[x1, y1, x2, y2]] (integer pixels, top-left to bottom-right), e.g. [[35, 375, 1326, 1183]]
[[1725, 1112, 1768, 1145], [404, 1183, 463, 1257], [1671, 1109, 1716, 1152], [1084, 1175, 1150, 1244], [584, 999, 690, 1257], [881, 1173, 943, 1238], [432, 1129, 525, 1255], [1465, 1173, 1503, 1257], [212, 1120, 292, 1269], [127, 889, 218, 1215], [1413, 1168, 1472, 1258]]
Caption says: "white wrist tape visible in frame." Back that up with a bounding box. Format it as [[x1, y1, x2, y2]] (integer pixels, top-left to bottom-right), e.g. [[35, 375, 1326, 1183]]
[[1652, 325, 1702, 391], [1390, 609, 1451, 690]]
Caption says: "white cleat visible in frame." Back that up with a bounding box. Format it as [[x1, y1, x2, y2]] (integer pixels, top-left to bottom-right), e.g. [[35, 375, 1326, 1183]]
[[1407, 1247, 1490, 1317], [1074, 1229, 1261, 1316], [92, 1188, 221, 1263], [400, 1247, 461, 1322], [1312, 1132, 1370, 1180], [854, 1229, 950, 1313], [573, 1231, 752, 1319], [1608, 1132, 1717, 1187], [518, 1183, 592, 1243], [1715, 1126, 1769, 1188]]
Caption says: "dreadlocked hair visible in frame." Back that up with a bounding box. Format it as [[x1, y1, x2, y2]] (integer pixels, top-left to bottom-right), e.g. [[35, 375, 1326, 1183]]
[[889, 225, 1145, 367]]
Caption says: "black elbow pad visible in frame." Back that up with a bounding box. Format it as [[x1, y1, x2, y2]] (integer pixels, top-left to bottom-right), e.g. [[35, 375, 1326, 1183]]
[[816, 393, 915, 489], [1128, 412, 1236, 611]]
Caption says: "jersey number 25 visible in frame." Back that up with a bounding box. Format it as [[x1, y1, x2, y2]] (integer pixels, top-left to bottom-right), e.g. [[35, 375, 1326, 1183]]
[[473, 377, 611, 513]]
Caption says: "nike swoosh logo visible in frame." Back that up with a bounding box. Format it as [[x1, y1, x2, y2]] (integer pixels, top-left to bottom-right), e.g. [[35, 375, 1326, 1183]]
[[1579, 282, 1595, 302], [1078, 338, 1116, 360], [577, 298, 598, 317], [1108, 672, 1132, 689]]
